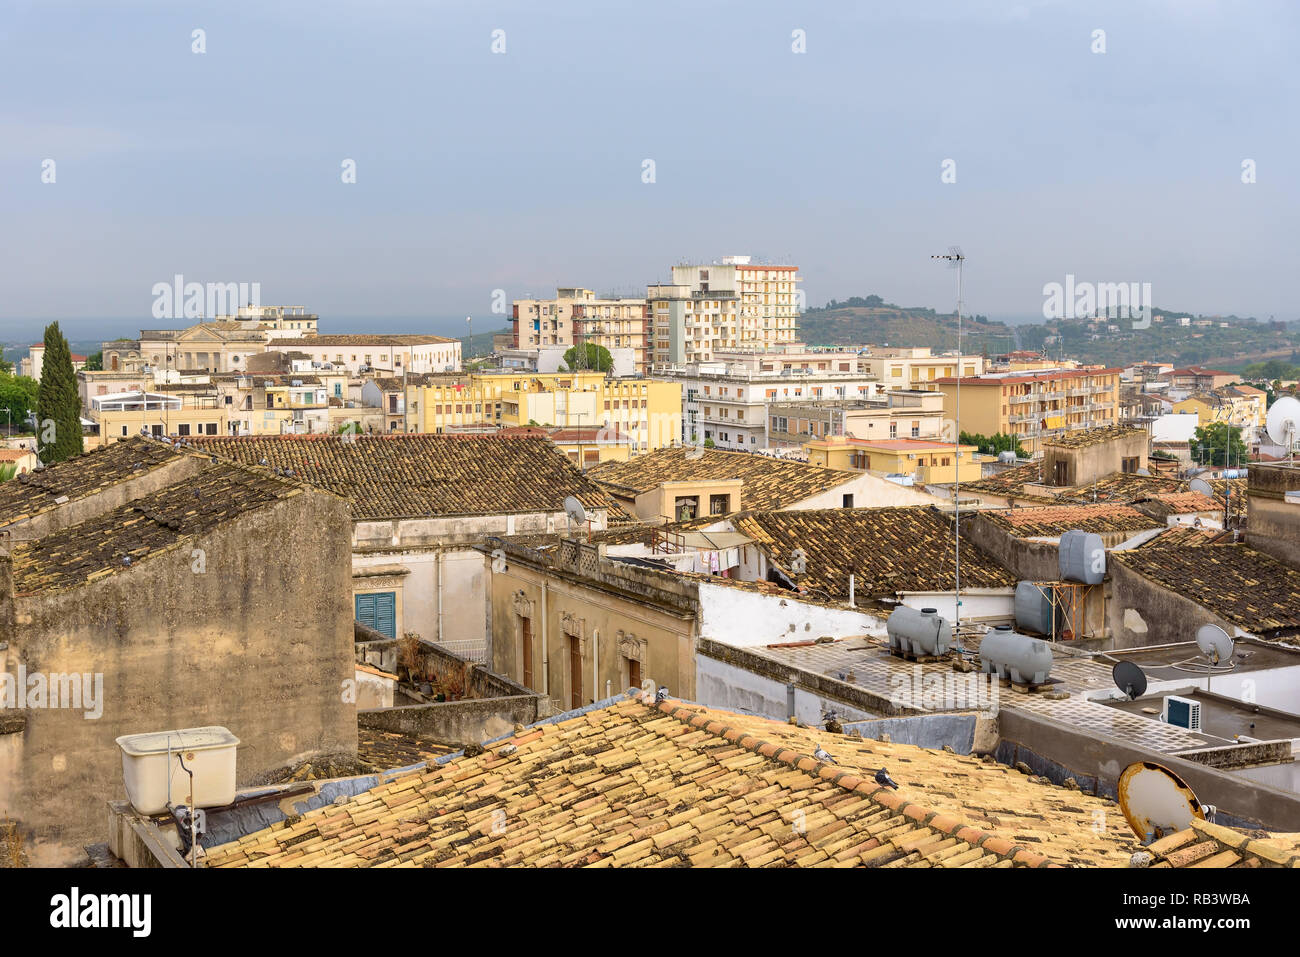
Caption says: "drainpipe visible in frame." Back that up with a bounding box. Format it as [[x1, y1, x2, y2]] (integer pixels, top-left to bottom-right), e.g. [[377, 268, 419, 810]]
[[436, 550, 443, 641], [592, 627, 599, 706], [848, 573, 855, 608], [540, 582, 549, 697], [786, 680, 796, 721]]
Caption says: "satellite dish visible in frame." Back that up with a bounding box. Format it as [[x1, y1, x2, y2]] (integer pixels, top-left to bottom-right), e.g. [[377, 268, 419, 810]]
[[563, 495, 588, 526], [1135, 468, 1151, 476], [1189, 477, 1214, 499], [1117, 761, 1207, 843], [1112, 660, 1147, 700], [1266, 396, 1300, 449], [1195, 624, 1234, 665]]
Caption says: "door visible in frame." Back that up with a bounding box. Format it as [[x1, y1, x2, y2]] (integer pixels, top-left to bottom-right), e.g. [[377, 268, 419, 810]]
[[628, 657, 641, 692], [521, 617, 534, 689], [569, 637, 583, 710], [356, 592, 397, 638]]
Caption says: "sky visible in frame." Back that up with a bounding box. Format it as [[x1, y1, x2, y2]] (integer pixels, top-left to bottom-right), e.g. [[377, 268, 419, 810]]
[[1, 0, 1297, 340]]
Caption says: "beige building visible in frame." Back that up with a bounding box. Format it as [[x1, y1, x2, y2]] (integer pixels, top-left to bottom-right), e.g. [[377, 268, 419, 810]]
[[90, 388, 227, 443], [666, 256, 801, 354], [267, 334, 460, 376], [859, 346, 984, 388], [512, 287, 651, 373], [768, 389, 946, 450], [19, 344, 88, 382]]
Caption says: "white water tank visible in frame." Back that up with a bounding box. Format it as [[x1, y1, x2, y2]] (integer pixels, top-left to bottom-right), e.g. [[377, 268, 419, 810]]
[[116, 726, 240, 815], [980, 625, 1053, 685], [887, 606, 952, 656]]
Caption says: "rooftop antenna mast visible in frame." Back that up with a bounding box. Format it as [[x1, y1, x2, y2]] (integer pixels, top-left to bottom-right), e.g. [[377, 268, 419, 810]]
[[932, 246, 965, 638]]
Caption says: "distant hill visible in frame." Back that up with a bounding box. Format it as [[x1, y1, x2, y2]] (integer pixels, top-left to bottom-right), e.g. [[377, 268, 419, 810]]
[[796, 296, 1047, 355], [796, 296, 1299, 368]]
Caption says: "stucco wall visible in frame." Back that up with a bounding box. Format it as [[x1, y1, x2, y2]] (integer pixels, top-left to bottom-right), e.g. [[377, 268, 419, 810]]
[[1107, 559, 1243, 649], [790, 471, 941, 510], [0, 488, 356, 866], [697, 582, 886, 647], [358, 696, 544, 748]]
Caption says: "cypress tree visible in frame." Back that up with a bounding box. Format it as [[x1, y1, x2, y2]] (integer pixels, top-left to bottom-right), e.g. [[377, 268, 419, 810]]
[[35, 321, 84, 464]]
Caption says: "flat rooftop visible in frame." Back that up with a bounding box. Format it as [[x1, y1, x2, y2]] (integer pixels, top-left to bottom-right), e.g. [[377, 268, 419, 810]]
[[1107, 640, 1300, 681], [1104, 690, 1300, 745]]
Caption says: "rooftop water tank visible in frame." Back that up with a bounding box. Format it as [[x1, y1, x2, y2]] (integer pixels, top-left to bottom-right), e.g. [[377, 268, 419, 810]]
[[997, 450, 1018, 464], [980, 625, 1053, 685], [1059, 528, 1105, 584], [887, 606, 952, 657], [116, 726, 240, 815], [1014, 581, 1055, 636]]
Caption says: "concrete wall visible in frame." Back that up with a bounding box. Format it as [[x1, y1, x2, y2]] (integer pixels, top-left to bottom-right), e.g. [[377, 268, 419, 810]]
[[1107, 559, 1241, 649], [0, 488, 356, 866], [790, 471, 941, 510], [697, 582, 886, 647], [357, 696, 544, 748], [996, 706, 1300, 832], [966, 514, 1062, 582], [1246, 464, 1300, 571]]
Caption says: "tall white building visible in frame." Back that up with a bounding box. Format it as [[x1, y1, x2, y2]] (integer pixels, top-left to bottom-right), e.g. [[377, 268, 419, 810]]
[[648, 256, 800, 366]]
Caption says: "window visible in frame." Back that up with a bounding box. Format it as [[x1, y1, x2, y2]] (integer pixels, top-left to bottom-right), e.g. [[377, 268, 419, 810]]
[[709, 494, 729, 515], [356, 592, 397, 638], [842, 494, 854, 508], [178, 424, 191, 436]]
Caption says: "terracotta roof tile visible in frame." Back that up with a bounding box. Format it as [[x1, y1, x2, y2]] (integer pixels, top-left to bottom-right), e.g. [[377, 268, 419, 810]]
[[731, 506, 1015, 600], [587, 446, 858, 512], [984, 503, 1158, 537], [185, 434, 623, 520], [204, 696, 1140, 868], [1042, 426, 1145, 449]]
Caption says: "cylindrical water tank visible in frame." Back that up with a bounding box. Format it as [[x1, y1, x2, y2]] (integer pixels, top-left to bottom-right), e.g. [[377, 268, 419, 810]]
[[1014, 581, 1055, 636], [1059, 529, 1105, 584], [980, 625, 1053, 685], [887, 606, 952, 657], [997, 450, 1018, 464]]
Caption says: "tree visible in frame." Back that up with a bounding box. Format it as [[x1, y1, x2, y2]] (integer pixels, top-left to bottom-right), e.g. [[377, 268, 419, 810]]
[[1192, 423, 1247, 467], [960, 430, 1027, 458], [84, 351, 104, 371], [34, 322, 84, 463], [562, 343, 613, 373], [0, 374, 39, 433]]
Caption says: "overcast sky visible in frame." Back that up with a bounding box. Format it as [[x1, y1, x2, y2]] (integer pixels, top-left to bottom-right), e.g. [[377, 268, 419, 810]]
[[2, 0, 1296, 337]]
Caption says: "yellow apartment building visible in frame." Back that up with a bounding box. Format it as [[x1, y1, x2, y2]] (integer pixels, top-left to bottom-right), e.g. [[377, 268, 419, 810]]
[[804, 436, 981, 484], [923, 367, 1123, 457]]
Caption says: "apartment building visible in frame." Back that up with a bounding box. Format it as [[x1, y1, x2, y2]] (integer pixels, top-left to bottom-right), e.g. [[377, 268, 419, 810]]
[[268, 334, 460, 376], [924, 366, 1123, 457], [859, 346, 984, 387], [1173, 385, 1267, 444], [513, 287, 650, 371], [402, 371, 681, 455], [667, 255, 800, 350], [651, 348, 877, 451], [91, 388, 227, 443], [217, 373, 333, 435], [1163, 366, 1237, 393], [767, 389, 946, 450]]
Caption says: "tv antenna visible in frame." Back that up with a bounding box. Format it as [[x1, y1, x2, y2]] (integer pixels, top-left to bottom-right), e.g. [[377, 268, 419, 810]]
[[1112, 660, 1148, 700], [1266, 395, 1300, 464], [931, 246, 965, 636]]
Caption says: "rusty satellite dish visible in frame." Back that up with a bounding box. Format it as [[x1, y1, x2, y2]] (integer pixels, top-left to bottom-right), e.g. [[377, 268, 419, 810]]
[[1117, 761, 1207, 842]]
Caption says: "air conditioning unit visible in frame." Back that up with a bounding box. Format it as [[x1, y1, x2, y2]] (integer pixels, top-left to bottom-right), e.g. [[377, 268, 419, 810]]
[[1161, 695, 1202, 732]]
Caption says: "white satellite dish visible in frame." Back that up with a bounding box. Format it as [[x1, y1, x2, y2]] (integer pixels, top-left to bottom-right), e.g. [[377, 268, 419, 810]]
[[563, 495, 588, 526], [1196, 623, 1234, 666], [1266, 396, 1300, 453], [1117, 761, 1208, 843], [1188, 477, 1214, 499]]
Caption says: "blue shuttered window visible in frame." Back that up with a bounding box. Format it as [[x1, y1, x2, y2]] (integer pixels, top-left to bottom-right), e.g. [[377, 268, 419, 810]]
[[356, 592, 396, 638]]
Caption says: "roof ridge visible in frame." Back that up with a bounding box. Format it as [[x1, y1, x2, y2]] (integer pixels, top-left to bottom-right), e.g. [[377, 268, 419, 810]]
[[649, 698, 1061, 868]]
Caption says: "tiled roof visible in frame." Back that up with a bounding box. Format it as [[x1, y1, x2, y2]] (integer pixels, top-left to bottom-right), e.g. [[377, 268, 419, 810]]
[[731, 507, 1016, 600], [983, 504, 1158, 537], [1144, 819, 1300, 868], [587, 447, 858, 511], [0, 438, 184, 528], [1042, 426, 1145, 449], [9, 460, 310, 593], [358, 727, 457, 771], [1112, 543, 1300, 636], [961, 462, 1053, 500], [1130, 491, 1220, 519], [1060, 474, 1247, 518], [1133, 526, 1236, 549], [204, 695, 1139, 868], [185, 434, 620, 520], [0, 449, 35, 462]]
